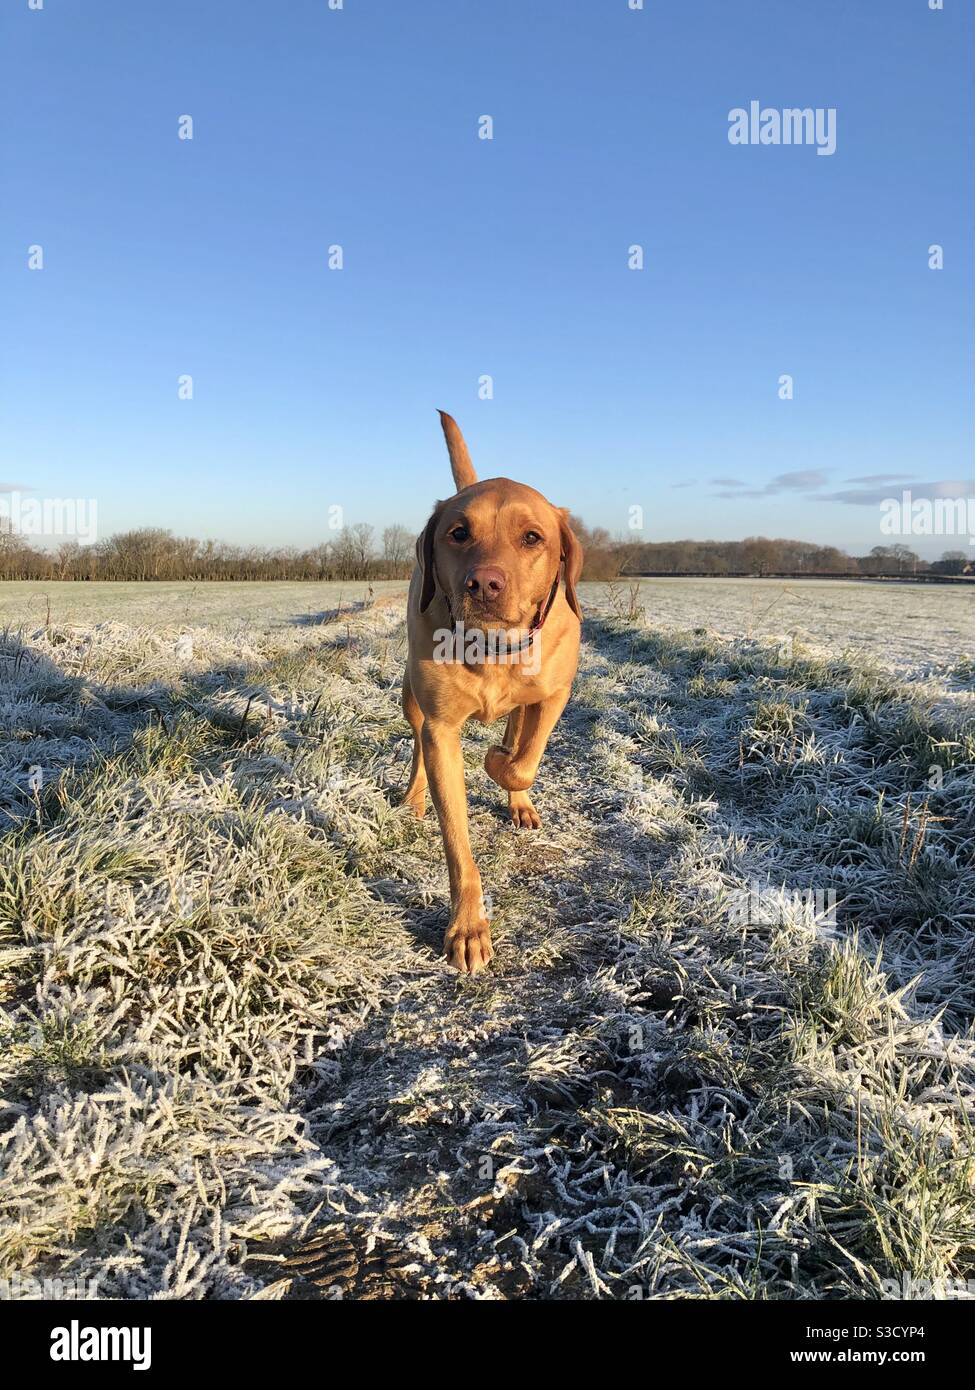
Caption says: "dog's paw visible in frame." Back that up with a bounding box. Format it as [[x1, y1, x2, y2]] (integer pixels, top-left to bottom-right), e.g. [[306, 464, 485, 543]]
[[508, 791, 541, 829], [484, 745, 533, 792], [444, 914, 494, 975]]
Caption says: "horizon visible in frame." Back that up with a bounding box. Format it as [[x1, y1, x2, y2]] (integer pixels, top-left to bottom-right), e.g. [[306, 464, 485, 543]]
[[2, 0, 973, 561], [1, 492, 967, 576]]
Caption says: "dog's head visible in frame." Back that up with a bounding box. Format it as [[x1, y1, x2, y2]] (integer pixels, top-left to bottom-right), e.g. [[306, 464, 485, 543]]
[[416, 412, 583, 631]]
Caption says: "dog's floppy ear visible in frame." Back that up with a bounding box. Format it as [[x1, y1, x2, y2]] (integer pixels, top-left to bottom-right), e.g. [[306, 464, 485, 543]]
[[416, 501, 445, 612], [438, 410, 478, 492], [558, 511, 584, 620]]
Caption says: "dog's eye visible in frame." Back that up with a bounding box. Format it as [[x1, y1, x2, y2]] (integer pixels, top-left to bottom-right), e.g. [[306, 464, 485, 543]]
[[449, 525, 469, 543], [524, 531, 542, 546]]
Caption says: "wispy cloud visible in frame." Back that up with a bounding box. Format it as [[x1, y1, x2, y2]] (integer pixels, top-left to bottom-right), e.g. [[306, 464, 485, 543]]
[[710, 470, 975, 508], [824, 479, 975, 506], [767, 469, 829, 492], [844, 473, 913, 485], [709, 469, 829, 499]]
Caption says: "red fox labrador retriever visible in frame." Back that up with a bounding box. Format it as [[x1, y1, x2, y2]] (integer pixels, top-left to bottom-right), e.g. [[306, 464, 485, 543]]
[[403, 412, 582, 974]]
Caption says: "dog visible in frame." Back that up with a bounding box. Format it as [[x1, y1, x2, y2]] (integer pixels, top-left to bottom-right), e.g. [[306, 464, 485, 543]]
[[403, 411, 582, 973]]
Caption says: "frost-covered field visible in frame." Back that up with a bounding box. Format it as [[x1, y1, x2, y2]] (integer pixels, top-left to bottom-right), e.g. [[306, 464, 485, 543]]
[[2, 579, 975, 1300], [609, 577, 975, 683], [0, 576, 970, 680]]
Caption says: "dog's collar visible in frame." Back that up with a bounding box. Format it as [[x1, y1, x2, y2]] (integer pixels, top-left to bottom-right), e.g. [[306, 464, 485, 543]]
[[433, 563, 562, 654], [521, 567, 562, 648]]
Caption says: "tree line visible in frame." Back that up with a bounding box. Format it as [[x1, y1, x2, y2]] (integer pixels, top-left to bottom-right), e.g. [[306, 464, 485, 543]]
[[0, 520, 968, 583], [577, 529, 970, 578]]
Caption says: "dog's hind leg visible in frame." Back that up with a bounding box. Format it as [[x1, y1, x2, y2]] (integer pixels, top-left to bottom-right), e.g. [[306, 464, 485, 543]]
[[402, 674, 427, 818]]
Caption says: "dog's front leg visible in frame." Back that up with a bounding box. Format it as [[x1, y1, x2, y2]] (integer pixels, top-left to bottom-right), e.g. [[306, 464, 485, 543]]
[[421, 719, 493, 974], [485, 687, 571, 794]]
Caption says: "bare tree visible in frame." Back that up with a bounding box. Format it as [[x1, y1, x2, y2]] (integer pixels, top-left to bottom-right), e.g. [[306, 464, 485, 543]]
[[383, 524, 414, 576]]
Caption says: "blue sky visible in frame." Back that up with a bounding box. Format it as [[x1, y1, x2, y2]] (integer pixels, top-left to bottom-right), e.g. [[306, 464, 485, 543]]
[[2, 0, 972, 558]]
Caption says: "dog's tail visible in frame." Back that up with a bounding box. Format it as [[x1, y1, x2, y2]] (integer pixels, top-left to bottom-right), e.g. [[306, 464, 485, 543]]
[[438, 410, 478, 492]]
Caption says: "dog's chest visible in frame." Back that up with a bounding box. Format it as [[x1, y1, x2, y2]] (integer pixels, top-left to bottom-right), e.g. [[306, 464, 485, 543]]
[[473, 694, 516, 725], [468, 665, 539, 725]]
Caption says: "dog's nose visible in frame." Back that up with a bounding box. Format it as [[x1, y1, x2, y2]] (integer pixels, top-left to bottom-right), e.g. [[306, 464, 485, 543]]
[[465, 566, 507, 600]]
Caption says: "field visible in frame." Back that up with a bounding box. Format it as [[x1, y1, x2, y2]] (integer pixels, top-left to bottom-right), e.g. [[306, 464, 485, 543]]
[[1, 578, 974, 1300]]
